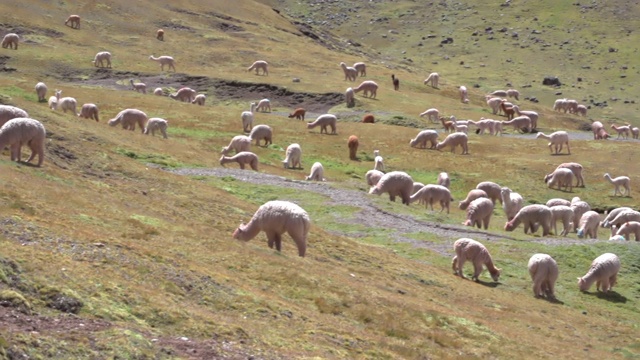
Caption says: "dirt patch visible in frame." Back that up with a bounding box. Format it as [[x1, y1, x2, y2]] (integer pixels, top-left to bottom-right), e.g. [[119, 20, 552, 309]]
[[0, 24, 64, 38], [156, 21, 195, 32], [0, 307, 111, 335], [0, 55, 15, 72], [214, 21, 244, 33]]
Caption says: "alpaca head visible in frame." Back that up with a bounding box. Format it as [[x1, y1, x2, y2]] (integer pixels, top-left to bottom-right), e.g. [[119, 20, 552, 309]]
[[368, 186, 381, 195], [219, 155, 226, 166], [107, 118, 119, 127], [489, 268, 501, 282], [232, 224, 247, 240], [504, 221, 516, 232], [577, 277, 588, 291]]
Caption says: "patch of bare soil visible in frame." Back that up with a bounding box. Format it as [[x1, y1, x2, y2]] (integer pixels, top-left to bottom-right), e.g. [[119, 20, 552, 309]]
[[0, 23, 64, 39]]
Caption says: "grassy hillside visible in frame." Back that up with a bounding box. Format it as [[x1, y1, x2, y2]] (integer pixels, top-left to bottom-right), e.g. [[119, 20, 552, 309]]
[[0, 0, 639, 359]]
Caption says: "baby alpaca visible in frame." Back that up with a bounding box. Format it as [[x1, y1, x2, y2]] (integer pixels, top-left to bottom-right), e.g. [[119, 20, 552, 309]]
[[410, 130, 438, 149], [130, 79, 147, 94], [305, 162, 325, 181], [0, 118, 46, 166], [156, 29, 164, 41], [603, 173, 630, 196], [35, 82, 47, 102], [288, 108, 306, 121], [576, 211, 601, 239], [153, 88, 164, 96], [368, 171, 414, 205], [149, 55, 176, 72], [451, 238, 500, 282], [435, 133, 469, 155], [463, 198, 494, 229], [192, 94, 206, 106], [249, 124, 273, 147], [108, 108, 148, 132], [144, 118, 168, 139], [307, 114, 337, 135], [419, 108, 440, 123], [282, 143, 302, 169], [362, 114, 375, 123], [423, 72, 439, 88], [233, 200, 310, 257], [1, 33, 19, 50], [348, 135, 359, 160], [528, 254, 558, 299], [611, 124, 630, 139], [255, 98, 271, 113], [504, 205, 552, 236], [219, 151, 259, 171], [221, 135, 252, 156], [65, 15, 81, 29], [78, 103, 99, 122], [247, 60, 269, 76], [577, 253, 620, 293]]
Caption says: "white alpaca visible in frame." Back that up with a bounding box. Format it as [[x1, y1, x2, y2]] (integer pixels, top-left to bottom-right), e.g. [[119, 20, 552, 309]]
[[502, 115, 532, 133], [248, 124, 272, 146], [92, 51, 112, 68], [570, 199, 591, 233], [365, 169, 385, 186], [611, 124, 631, 139], [454, 124, 468, 134], [459, 85, 469, 103], [368, 171, 414, 205], [0, 118, 46, 166], [489, 90, 507, 97], [577, 253, 620, 293], [500, 187, 524, 221], [233, 200, 310, 257], [601, 207, 634, 236], [632, 127, 640, 139], [546, 198, 571, 208], [35, 82, 47, 102], [549, 205, 574, 236], [0, 105, 29, 127], [305, 162, 325, 181], [528, 254, 558, 299], [544, 168, 574, 192], [419, 108, 440, 123], [373, 150, 384, 172], [615, 221, 640, 241], [48, 93, 58, 110], [451, 238, 501, 282], [282, 143, 302, 169], [435, 133, 469, 154], [463, 198, 494, 229], [169, 87, 196, 102], [512, 105, 538, 130], [485, 96, 503, 115], [576, 211, 601, 239], [603, 173, 630, 196], [241, 102, 257, 133], [108, 108, 148, 132], [504, 205, 552, 236], [153, 87, 164, 96], [353, 81, 379, 98], [219, 151, 259, 171], [458, 189, 487, 210], [65, 15, 81, 29], [437, 172, 450, 188], [254, 98, 271, 112], [53, 90, 79, 115], [307, 114, 337, 135], [506, 89, 520, 100], [576, 104, 588, 116], [247, 60, 268, 76], [555, 162, 585, 187], [192, 94, 206, 106], [553, 98, 568, 112], [129, 79, 147, 94], [353, 62, 366, 77], [476, 181, 502, 205], [345, 87, 355, 107], [608, 210, 640, 235], [409, 129, 439, 149], [536, 131, 570, 155], [410, 184, 453, 213], [149, 55, 176, 71], [339, 62, 357, 81], [565, 99, 579, 114], [423, 72, 439, 88], [144, 118, 168, 139], [221, 135, 252, 156], [78, 103, 99, 122], [1, 33, 19, 50]]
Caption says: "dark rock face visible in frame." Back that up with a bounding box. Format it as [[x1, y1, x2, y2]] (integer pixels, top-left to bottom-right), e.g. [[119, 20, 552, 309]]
[[543, 76, 561, 86]]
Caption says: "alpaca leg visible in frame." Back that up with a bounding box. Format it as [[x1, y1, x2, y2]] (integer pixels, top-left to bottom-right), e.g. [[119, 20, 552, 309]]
[[456, 257, 466, 278], [273, 233, 282, 252], [472, 262, 483, 282], [610, 273, 618, 289], [599, 278, 610, 293], [533, 279, 542, 298], [239, 163, 245, 170], [566, 142, 570, 154], [266, 231, 277, 249]]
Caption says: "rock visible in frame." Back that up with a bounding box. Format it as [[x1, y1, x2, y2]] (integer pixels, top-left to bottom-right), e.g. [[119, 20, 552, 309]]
[[292, 78, 300, 83], [543, 76, 562, 86]]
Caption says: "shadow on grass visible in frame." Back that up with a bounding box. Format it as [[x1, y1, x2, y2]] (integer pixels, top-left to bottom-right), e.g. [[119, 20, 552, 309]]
[[550, 153, 571, 156], [475, 279, 501, 288], [582, 290, 627, 303]]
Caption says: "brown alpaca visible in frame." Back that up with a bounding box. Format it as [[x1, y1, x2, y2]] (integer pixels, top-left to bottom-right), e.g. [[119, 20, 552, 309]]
[[156, 29, 164, 41], [362, 114, 375, 123], [391, 74, 400, 91], [440, 116, 455, 133], [65, 15, 80, 29], [348, 135, 359, 160], [501, 100, 515, 120], [288, 108, 306, 121]]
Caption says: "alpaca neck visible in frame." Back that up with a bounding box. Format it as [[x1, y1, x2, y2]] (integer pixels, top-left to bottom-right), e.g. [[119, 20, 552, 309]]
[[485, 259, 500, 275], [235, 218, 262, 241]]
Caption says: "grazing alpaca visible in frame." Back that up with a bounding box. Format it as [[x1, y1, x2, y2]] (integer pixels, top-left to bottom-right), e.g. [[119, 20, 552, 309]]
[[576, 211, 601, 239], [528, 254, 558, 299], [502, 115, 532, 133], [220, 151, 259, 171], [247, 60, 269, 76], [144, 118, 169, 139], [419, 108, 440, 123], [156, 29, 164, 41], [221, 135, 251, 156], [409, 184, 453, 213], [345, 87, 355, 107], [603, 173, 631, 196], [149, 55, 176, 72], [610, 124, 631, 139], [353, 81, 379, 99], [282, 143, 302, 169], [348, 135, 359, 160], [536, 131, 570, 155], [232, 200, 310, 257], [353, 62, 366, 77], [249, 125, 273, 146], [0, 118, 46, 167], [423, 72, 439, 88], [504, 205, 552, 236], [463, 198, 494, 229], [391, 74, 400, 91], [437, 172, 450, 188], [368, 171, 414, 205], [555, 162, 585, 187], [632, 127, 639, 139], [307, 114, 337, 135], [153, 87, 164, 96], [366, 169, 384, 186], [459, 85, 469, 103], [255, 98, 271, 113], [65, 15, 81, 29], [53, 90, 79, 115], [288, 108, 306, 121], [362, 114, 375, 123], [169, 87, 196, 102], [78, 103, 99, 122], [108, 109, 148, 132], [576, 104, 587, 116], [500, 100, 515, 120], [458, 189, 488, 210], [92, 51, 112, 68], [409, 130, 438, 149], [35, 82, 47, 102], [339, 62, 357, 81], [512, 105, 539, 130], [451, 238, 501, 282], [241, 102, 257, 133], [440, 116, 455, 133], [129, 79, 147, 94], [1, 33, 19, 50], [305, 162, 325, 181], [577, 253, 620, 293], [192, 94, 206, 106], [435, 133, 469, 155]]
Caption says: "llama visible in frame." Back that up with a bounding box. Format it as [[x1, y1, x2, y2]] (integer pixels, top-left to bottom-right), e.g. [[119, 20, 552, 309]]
[[463, 198, 494, 229], [458, 189, 488, 210], [219, 151, 259, 171], [232, 200, 310, 257], [192, 94, 206, 106], [144, 118, 168, 139], [156, 29, 164, 41], [345, 87, 355, 108], [410, 130, 438, 149], [391, 74, 400, 91], [339, 62, 357, 81], [65, 15, 81, 29], [435, 133, 469, 155], [221, 135, 252, 156], [35, 82, 47, 103], [348, 135, 359, 160], [362, 114, 375, 123], [603, 173, 631, 196], [129, 79, 147, 94], [0, 118, 46, 167], [576, 211, 601, 239], [504, 205, 552, 236], [500, 187, 524, 221], [282, 143, 302, 169], [611, 124, 631, 139], [459, 85, 469, 103], [249, 125, 272, 146], [305, 162, 325, 181], [353, 62, 366, 77], [149, 55, 176, 72], [528, 254, 558, 299], [92, 51, 112, 68], [423, 72, 439, 88], [368, 171, 414, 205], [353, 81, 379, 99], [577, 253, 620, 293], [410, 184, 453, 213], [288, 108, 306, 121], [255, 99, 271, 113], [451, 238, 501, 282], [307, 114, 337, 135], [247, 60, 268, 76], [1, 33, 19, 50], [241, 102, 257, 132], [108, 109, 148, 132], [419, 108, 440, 123], [78, 103, 99, 122], [169, 87, 196, 102]]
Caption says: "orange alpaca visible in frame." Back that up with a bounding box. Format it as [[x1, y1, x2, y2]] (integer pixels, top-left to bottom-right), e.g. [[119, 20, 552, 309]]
[[362, 114, 375, 123], [288, 108, 306, 121], [440, 116, 455, 133], [501, 100, 515, 120], [348, 135, 359, 160], [156, 29, 164, 41]]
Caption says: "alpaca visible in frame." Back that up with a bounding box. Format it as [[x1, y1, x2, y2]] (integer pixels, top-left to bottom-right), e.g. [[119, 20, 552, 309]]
[[512, 105, 539, 130], [365, 169, 384, 186], [556, 162, 585, 187], [144, 118, 168, 139], [353, 81, 379, 99], [78, 103, 99, 122], [423, 72, 439, 88], [241, 102, 257, 132], [255, 99, 271, 113], [500, 187, 524, 221], [458, 189, 488, 210], [549, 205, 574, 236], [362, 114, 375, 123], [608, 210, 640, 235], [305, 162, 325, 181], [249, 124, 272, 146], [500, 100, 515, 120], [576, 211, 601, 239], [282, 143, 302, 169], [129, 79, 147, 94], [437, 172, 450, 188], [48, 93, 58, 110], [307, 114, 337, 135], [419, 108, 440, 123], [0, 118, 46, 167], [409, 130, 438, 149], [591, 121, 607, 139], [615, 221, 640, 241], [470, 119, 498, 135], [339, 62, 357, 81], [603, 173, 631, 196], [546, 198, 571, 208], [439, 116, 455, 133], [553, 98, 568, 112], [156, 29, 164, 41], [169, 87, 196, 102], [502, 115, 531, 133], [353, 62, 366, 77], [506, 89, 520, 100], [570, 198, 592, 233], [476, 181, 502, 205], [410, 184, 453, 213], [435, 133, 469, 155], [486, 96, 503, 115], [528, 254, 558, 299], [463, 198, 494, 229], [221, 135, 251, 156], [65, 15, 80, 29], [35, 82, 47, 102], [153, 88, 164, 96], [92, 51, 112, 68], [219, 151, 259, 171], [53, 90, 79, 115], [192, 94, 206, 106], [288, 108, 306, 121], [451, 238, 501, 282], [544, 168, 574, 192], [611, 124, 631, 139], [247, 60, 269, 76], [459, 85, 469, 103], [576, 104, 587, 116], [108, 109, 148, 132], [489, 90, 508, 97], [1, 33, 19, 50], [565, 99, 579, 114], [601, 207, 634, 236], [504, 205, 552, 236], [577, 253, 620, 293], [348, 135, 359, 160], [149, 55, 176, 72], [233, 200, 310, 257], [632, 127, 640, 139], [368, 171, 414, 205], [0, 105, 29, 127], [345, 87, 355, 108], [373, 150, 384, 172], [391, 74, 400, 91]]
